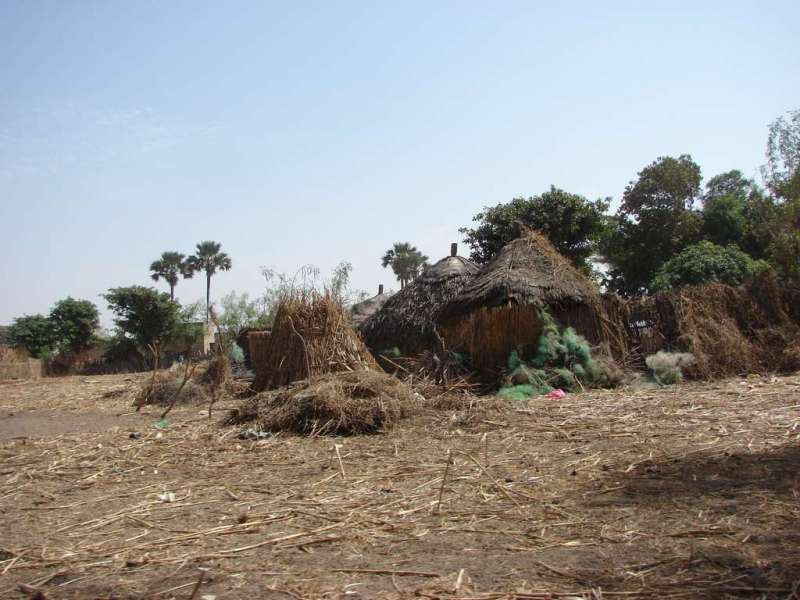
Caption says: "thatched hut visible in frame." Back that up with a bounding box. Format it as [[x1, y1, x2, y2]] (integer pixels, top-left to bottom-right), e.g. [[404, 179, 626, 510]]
[[361, 244, 479, 356], [438, 227, 604, 375], [350, 285, 389, 329], [252, 293, 380, 391]]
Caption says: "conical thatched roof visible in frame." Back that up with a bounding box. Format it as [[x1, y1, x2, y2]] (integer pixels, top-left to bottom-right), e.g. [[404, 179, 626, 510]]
[[350, 286, 389, 329], [439, 228, 600, 323], [361, 248, 479, 355]]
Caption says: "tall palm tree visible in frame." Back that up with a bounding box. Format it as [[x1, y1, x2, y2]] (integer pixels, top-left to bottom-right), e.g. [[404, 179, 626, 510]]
[[381, 242, 428, 289], [185, 241, 232, 321], [149, 251, 190, 301]]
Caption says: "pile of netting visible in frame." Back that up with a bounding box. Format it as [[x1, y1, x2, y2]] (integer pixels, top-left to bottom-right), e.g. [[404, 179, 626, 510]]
[[498, 311, 622, 401]]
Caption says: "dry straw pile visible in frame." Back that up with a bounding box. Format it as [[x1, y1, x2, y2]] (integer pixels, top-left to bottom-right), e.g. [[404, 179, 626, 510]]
[[132, 365, 209, 408], [252, 292, 380, 391], [226, 370, 415, 435], [614, 273, 800, 378]]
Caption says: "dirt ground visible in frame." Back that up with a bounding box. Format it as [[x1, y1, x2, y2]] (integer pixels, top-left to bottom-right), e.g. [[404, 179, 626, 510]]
[[0, 373, 798, 599]]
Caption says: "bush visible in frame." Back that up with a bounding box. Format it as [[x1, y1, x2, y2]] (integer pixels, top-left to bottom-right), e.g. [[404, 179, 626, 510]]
[[645, 351, 695, 385], [651, 241, 769, 291]]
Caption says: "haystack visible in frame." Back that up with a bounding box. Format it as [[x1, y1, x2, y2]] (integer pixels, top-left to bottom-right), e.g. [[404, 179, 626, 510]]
[[361, 244, 479, 356], [225, 371, 415, 435], [350, 285, 389, 329], [438, 227, 603, 375], [252, 293, 380, 391]]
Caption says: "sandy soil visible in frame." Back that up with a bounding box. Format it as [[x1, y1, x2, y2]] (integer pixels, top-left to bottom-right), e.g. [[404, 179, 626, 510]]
[[0, 373, 798, 599]]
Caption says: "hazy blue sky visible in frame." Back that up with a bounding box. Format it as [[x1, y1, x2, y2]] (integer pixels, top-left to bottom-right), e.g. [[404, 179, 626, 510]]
[[2, 0, 798, 326]]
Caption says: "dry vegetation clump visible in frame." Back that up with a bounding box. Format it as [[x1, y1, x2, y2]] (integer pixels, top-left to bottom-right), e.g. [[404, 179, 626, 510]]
[[226, 370, 416, 435], [252, 292, 380, 391], [132, 365, 209, 408], [611, 273, 800, 379], [645, 351, 696, 385]]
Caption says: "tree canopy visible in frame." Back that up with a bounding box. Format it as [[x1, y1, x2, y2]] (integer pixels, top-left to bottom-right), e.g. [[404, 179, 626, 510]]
[[186, 241, 232, 321], [103, 286, 180, 351], [460, 186, 610, 270], [381, 243, 428, 289], [601, 155, 703, 294], [7, 314, 56, 358], [651, 241, 768, 291], [150, 251, 191, 300], [49, 297, 99, 354]]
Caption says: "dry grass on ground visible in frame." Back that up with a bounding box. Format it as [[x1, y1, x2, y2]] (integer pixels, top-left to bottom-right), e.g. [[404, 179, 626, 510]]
[[0, 373, 798, 599]]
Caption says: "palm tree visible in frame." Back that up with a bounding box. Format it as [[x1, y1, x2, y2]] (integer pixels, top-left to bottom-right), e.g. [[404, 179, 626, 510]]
[[381, 242, 428, 289], [185, 241, 232, 321], [149, 252, 190, 301]]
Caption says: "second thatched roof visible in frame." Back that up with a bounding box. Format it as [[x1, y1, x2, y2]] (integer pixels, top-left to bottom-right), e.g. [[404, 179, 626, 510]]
[[361, 247, 479, 355], [439, 228, 600, 323], [350, 286, 389, 329]]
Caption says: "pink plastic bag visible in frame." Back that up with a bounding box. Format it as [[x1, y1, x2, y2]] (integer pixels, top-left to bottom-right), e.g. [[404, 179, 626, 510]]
[[546, 388, 566, 399]]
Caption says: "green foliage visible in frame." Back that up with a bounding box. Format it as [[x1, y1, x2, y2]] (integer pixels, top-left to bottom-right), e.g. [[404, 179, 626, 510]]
[[762, 108, 800, 201], [49, 297, 99, 354], [218, 291, 268, 337], [498, 310, 614, 401], [651, 241, 769, 290], [103, 286, 180, 350], [7, 314, 56, 358], [150, 251, 191, 300], [460, 186, 611, 270], [381, 243, 428, 289], [766, 199, 800, 280], [601, 155, 703, 294]]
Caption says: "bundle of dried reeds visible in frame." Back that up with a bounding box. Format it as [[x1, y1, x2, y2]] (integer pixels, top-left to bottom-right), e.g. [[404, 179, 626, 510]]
[[252, 292, 380, 391], [226, 370, 415, 435]]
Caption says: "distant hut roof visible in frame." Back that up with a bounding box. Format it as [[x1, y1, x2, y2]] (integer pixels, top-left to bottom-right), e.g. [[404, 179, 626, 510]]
[[361, 245, 479, 354], [439, 228, 600, 323], [350, 285, 389, 329]]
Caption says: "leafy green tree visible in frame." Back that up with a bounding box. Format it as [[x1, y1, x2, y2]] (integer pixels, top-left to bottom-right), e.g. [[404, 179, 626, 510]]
[[762, 108, 800, 201], [602, 155, 703, 294], [149, 252, 191, 300], [103, 286, 180, 351], [218, 291, 269, 337], [49, 297, 99, 353], [7, 314, 56, 358], [651, 241, 768, 291], [766, 200, 800, 280], [460, 186, 611, 269], [381, 243, 428, 289], [185, 241, 232, 321], [700, 170, 757, 248]]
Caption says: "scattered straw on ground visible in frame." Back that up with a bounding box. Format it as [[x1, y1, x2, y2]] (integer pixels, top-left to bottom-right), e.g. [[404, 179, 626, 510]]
[[0, 372, 798, 599]]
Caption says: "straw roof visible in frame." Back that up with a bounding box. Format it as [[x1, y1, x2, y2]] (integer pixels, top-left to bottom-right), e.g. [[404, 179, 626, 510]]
[[350, 288, 389, 329], [439, 228, 600, 323], [361, 251, 479, 355]]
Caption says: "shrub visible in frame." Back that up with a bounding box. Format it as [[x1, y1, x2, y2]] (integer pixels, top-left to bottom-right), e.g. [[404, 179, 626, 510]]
[[651, 241, 769, 291], [645, 351, 695, 385]]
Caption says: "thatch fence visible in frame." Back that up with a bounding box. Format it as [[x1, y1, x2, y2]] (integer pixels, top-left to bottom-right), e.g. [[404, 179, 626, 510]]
[[603, 273, 800, 378]]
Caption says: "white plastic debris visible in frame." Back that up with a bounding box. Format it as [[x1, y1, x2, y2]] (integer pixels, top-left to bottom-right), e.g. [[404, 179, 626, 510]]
[[158, 492, 176, 503]]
